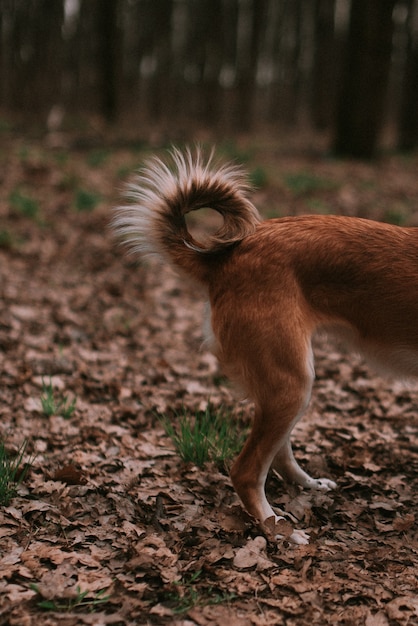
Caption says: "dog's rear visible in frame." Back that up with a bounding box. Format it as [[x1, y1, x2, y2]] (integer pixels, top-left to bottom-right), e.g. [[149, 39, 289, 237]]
[[114, 148, 418, 543], [113, 148, 260, 278]]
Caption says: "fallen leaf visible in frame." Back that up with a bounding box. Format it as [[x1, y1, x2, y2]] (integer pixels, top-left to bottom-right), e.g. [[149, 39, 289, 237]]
[[52, 465, 87, 485]]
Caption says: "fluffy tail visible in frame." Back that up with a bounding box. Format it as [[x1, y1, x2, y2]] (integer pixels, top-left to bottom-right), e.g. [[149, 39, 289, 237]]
[[113, 147, 261, 282]]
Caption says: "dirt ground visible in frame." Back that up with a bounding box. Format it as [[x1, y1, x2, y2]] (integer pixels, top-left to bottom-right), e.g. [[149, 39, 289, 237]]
[[0, 129, 417, 625]]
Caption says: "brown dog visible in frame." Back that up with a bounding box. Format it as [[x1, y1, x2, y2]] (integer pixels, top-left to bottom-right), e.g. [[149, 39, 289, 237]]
[[114, 148, 417, 543]]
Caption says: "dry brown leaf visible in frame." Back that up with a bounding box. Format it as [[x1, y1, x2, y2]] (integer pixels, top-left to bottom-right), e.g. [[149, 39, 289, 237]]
[[53, 464, 87, 485], [365, 611, 390, 626]]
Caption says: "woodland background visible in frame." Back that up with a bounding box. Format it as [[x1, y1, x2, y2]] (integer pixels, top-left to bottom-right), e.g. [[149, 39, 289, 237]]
[[0, 1, 417, 625], [0, 0, 418, 155]]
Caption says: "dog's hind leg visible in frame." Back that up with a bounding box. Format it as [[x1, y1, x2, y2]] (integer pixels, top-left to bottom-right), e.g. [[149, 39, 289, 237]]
[[228, 332, 315, 530], [270, 341, 337, 491], [272, 437, 337, 491], [228, 326, 337, 542]]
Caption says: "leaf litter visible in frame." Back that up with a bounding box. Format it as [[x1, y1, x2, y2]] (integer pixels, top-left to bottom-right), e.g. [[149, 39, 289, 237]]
[[0, 133, 417, 625]]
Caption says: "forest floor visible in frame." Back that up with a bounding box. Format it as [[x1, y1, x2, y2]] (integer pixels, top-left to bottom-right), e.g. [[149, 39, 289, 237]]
[[0, 126, 417, 626]]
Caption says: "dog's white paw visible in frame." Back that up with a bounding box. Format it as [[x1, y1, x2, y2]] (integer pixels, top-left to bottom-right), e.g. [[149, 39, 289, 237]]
[[289, 529, 310, 545], [274, 529, 310, 545], [272, 515, 310, 545], [308, 477, 337, 492]]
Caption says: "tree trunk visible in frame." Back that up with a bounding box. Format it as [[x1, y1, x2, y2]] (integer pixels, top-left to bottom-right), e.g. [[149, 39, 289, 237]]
[[148, 0, 173, 122], [98, 0, 121, 122], [200, 0, 224, 125], [311, 0, 336, 129], [4, 0, 64, 112], [397, 0, 418, 151], [333, 0, 396, 158], [235, 0, 267, 131]]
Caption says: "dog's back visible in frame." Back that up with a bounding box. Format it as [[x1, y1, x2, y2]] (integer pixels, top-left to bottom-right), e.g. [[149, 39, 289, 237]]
[[206, 214, 418, 375]]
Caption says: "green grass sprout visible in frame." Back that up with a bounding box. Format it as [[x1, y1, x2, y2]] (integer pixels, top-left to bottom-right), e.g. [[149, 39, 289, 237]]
[[164, 570, 236, 615], [30, 584, 111, 612], [40, 378, 76, 418], [0, 439, 34, 506], [74, 188, 101, 211], [9, 188, 39, 219], [160, 404, 247, 468]]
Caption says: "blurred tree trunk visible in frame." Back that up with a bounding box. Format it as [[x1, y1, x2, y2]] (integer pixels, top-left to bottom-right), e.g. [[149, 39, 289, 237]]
[[333, 0, 396, 158], [217, 0, 239, 129], [0, 0, 10, 107], [98, 0, 121, 122], [285, 0, 303, 125], [3, 0, 64, 112], [35, 0, 65, 109], [68, 0, 98, 113], [0, 2, 4, 105], [147, 0, 173, 122], [235, 0, 267, 130], [397, 0, 418, 151], [311, 0, 336, 129], [194, 0, 224, 125]]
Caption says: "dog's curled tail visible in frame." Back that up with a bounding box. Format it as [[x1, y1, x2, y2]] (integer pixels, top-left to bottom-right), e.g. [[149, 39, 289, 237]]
[[113, 148, 261, 282]]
